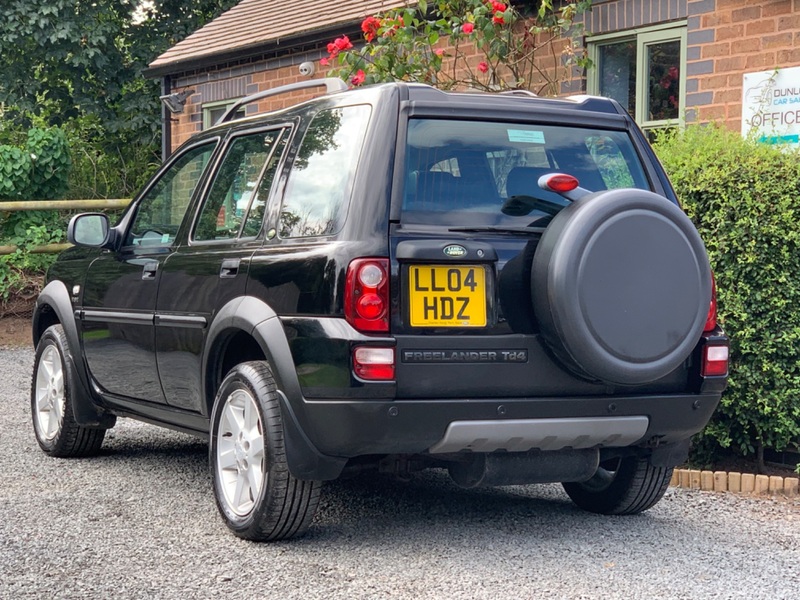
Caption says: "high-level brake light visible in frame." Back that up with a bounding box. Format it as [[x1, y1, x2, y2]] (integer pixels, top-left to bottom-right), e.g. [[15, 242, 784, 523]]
[[541, 173, 579, 193]]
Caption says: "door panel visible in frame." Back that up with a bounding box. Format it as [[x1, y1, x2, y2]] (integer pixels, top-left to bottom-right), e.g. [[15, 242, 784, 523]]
[[155, 128, 289, 411], [80, 141, 217, 403], [82, 253, 166, 401], [155, 245, 253, 411]]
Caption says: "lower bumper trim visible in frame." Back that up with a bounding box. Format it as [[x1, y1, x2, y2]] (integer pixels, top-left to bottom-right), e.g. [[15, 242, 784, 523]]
[[428, 416, 650, 454]]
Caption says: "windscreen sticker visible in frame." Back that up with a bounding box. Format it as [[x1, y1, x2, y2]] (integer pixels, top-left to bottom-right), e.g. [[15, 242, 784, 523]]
[[507, 129, 545, 144]]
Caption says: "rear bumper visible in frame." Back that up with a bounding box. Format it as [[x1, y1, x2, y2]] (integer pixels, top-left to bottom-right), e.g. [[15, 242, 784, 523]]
[[287, 391, 721, 475]]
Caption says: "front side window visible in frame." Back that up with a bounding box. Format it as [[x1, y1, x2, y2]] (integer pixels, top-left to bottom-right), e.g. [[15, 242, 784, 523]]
[[194, 129, 286, 241], [402, 119, 649, 226], [279, 105, 371, 238], [589, 25, 687, 132], [126, 142, 215, 247]]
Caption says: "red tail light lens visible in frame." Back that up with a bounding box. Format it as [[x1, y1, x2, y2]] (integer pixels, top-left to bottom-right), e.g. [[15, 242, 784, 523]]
[[542, 173, 579, 193], [345, 258, 389, 333], [702, 344, 729, 377], [704, 274, 717, 333], [353, 346, 395, 381]]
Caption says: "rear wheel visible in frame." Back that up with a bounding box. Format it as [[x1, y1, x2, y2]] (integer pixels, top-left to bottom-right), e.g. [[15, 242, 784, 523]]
[[31, 324, 106, 457], [210, 361, 321, 541], [562, 455, 672, 515]]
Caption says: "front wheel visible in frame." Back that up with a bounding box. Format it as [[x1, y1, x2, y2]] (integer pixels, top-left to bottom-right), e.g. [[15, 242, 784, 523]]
[[562, 455, 672, 515], [31, 324, 106, 457], [210, 361, 321, 541]]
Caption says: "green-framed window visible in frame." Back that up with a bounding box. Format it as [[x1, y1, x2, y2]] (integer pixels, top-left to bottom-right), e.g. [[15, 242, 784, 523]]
[[202, 99, 245, 130], [588, 23, 687, 132]]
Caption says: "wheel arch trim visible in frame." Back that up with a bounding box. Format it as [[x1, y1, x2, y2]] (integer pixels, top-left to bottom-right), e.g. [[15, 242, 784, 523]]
[[202, 296, 346, 481], [33, 280, 112, 427]]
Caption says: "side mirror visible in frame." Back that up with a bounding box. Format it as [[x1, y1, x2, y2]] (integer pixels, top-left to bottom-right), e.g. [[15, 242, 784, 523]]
[[67, 213, 110, 248]]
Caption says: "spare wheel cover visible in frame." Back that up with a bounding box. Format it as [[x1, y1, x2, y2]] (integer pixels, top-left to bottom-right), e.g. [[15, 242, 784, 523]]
[[531, 189, 712, 385]]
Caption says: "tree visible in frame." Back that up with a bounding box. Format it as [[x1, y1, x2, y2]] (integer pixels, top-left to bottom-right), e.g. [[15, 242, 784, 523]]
[[0, 0, 238, 196], [0, 1, 237, 131]]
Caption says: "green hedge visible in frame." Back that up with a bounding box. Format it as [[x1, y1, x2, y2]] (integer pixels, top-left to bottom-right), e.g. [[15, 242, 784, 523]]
[[653, 125, 800, 463], [1, 127, 71, 304]]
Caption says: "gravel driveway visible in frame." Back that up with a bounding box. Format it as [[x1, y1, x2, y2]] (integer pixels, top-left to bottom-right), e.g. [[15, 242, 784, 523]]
[[1, 347, 798, 599]]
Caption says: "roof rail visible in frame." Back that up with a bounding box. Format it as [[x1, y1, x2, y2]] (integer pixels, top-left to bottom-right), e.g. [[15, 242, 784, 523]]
[[499, 89, 538, 98], [217, 78, 349, 124]]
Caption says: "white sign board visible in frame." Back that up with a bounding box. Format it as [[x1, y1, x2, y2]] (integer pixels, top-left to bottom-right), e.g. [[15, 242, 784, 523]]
[[742, 66, 800, 146]]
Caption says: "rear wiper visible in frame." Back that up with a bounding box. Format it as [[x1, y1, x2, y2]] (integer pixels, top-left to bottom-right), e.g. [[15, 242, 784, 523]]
[[447, 225, 547, 235]]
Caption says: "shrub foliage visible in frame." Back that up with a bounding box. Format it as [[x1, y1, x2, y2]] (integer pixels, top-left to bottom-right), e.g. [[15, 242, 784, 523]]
[[0, 126, 71, 305], [654, 125, 800, 461]]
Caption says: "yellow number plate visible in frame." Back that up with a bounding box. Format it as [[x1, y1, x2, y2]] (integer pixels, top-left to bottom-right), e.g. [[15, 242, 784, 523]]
[[408, 265, 486, 327]]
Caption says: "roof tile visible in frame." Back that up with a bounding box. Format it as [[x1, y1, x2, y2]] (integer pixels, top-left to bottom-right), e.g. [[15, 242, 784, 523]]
[[149, 0, 410, 72]]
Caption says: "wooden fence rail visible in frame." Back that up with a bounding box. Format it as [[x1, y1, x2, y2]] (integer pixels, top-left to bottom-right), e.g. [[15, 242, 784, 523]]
[[0, 198, 131, 256]]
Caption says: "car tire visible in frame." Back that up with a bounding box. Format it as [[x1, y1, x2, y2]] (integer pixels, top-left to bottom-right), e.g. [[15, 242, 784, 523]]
[[532, 189, 712, 385], [210, 361, 321, 541], [31, 324, 106, 457], [562, 455, 673, 515]]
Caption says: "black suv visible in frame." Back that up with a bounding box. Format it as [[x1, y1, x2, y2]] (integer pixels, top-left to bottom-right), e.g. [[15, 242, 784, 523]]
[[31, 79, 729, 541]]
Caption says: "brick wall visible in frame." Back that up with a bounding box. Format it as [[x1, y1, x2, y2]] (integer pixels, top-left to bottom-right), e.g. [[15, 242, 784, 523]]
[[685, 0, 800, 128], [165, 20, 582, 151], [163, 0, 800, 149], [582, 0, 688, 33], [169, 46, 332, 151]]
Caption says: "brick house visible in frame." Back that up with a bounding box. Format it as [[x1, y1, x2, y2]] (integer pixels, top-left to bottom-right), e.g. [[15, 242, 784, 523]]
[[145, 0, 800, 156]]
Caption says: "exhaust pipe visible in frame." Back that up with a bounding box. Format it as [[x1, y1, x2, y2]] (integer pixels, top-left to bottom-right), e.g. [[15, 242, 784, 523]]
[[448, 449, 599, 488]]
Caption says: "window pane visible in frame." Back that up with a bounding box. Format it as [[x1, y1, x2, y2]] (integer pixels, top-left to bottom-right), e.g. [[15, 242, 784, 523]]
[[280, 105, 371, 238], [194, 131, 280, 241], [598, 40, 636, 117], [646, 40, 681, 121], [402, 119, 649, 227], [126, 143, 215, 247], [242, 132, 289, 238], [205, 105, 245, 129]]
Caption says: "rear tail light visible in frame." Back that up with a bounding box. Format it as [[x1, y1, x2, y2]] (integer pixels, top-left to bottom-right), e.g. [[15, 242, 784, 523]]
[[345, 258, 390, 333], [702, 344, 729, 377], [704, 273, 718, 332], [353, 346, 395, 381]]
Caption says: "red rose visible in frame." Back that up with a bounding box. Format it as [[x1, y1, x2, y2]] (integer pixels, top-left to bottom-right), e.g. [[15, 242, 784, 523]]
[[478, 61, 489, 73], [327, 42, 337, 56], [493, 13, 504, 24], [351, 69, 366, 86], [492, 1, 506, 12], [320, 57, 329, 66], [462, 22, 474, 34], [361, 16, 380, 42], [334, 36, 353, 51]]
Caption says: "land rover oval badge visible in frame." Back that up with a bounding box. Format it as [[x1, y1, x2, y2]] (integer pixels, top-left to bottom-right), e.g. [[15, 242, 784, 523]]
[[443, 244, 467, 258]]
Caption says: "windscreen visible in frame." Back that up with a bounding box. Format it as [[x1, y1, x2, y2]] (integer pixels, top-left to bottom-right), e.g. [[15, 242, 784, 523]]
[[402, 119, 651, 226]]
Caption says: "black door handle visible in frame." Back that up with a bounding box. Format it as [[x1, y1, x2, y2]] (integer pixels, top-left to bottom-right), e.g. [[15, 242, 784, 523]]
[[220, 258, 240, 279], [142, 261, 158, 280]]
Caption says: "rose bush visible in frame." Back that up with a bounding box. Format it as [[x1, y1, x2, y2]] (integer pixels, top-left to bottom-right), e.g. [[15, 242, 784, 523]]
[[323, 0, 591, 94]]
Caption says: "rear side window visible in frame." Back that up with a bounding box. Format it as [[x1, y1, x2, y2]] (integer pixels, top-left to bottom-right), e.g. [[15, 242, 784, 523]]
[[403, 119, 649, 226], [279, 105, 371, 238], [194, 129, 287, 241]]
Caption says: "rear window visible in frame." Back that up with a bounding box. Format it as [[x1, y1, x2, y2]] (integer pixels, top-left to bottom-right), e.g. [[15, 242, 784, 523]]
[[402, 119, 649, 226]]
